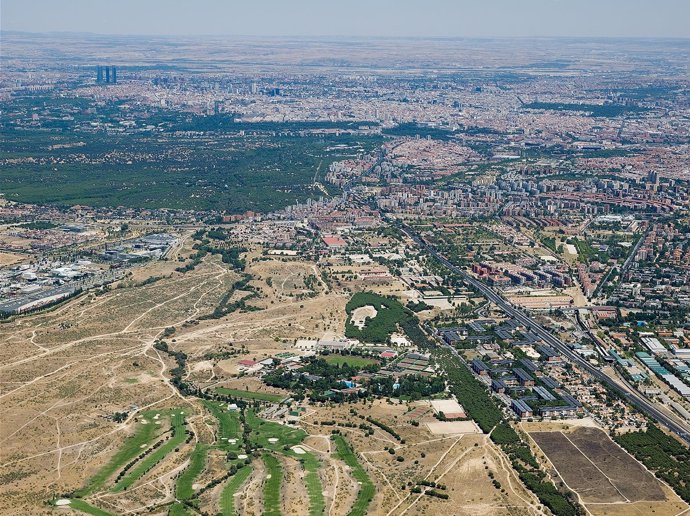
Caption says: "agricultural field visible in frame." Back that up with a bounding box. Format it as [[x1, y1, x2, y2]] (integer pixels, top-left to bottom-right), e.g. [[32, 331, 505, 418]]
[[527, 425, 688, 515]]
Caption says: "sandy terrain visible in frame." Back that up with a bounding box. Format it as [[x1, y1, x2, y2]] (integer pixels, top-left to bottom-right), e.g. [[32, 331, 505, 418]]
[[351, 305, 378, 329], [426, 421, 482, 435]]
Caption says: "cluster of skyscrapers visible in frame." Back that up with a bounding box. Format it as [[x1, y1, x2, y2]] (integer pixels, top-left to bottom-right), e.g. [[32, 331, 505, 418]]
[[96, 65, 117, 84]]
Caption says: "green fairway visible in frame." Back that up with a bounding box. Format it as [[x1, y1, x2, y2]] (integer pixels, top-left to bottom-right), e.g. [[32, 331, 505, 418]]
[[323, 355, 379, 368], [168, 502, 193, 515], [113, 411, 188, 492], [176, 443, 208, 500], [246, 409, 307, 450], [220, 465, 253, 515], [75, 410, 160, 496], [333, 435, 375, 516], [203, 400, 244, 451], [68, 499, 116, 516], [302, 452, 326, 516], [262, 453, 282, 516], [215, 387, 286, 403]]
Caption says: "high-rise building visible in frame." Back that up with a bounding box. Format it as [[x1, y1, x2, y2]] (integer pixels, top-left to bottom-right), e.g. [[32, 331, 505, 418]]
[[111, 66, 117, 84], [96, 65, 103, 83], [105, 66, 110, 83]]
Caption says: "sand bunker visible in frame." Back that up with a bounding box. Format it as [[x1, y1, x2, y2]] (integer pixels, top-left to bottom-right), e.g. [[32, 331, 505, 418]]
[[291, 446, 306, 455]]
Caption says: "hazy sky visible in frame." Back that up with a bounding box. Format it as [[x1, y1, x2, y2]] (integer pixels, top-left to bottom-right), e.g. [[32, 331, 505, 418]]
[[2, 0, 689, 39]]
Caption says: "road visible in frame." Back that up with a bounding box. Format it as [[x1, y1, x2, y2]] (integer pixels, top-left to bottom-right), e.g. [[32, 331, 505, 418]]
[[398, 222, 690, 445]]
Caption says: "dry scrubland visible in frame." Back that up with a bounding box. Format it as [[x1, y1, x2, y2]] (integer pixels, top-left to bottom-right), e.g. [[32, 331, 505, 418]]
[[301, 399, 542, 516], [0, 242, 593, 515], [0, 242, 353, 514], [0, 238, 239, 513]]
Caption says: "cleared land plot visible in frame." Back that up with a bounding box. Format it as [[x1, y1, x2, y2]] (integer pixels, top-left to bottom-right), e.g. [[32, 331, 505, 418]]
[[426, 421, 481, 435], [566, 427, 664, 502], [531, 431, 623, 503], [351, 305, 377, 329], [530, 428, 664, 504]]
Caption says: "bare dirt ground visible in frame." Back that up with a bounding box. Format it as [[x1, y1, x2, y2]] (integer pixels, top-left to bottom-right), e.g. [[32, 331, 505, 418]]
[[0, 235, 233, 514], [524, 423, 688, 516], [301, 399, 543, 516], [0, 245, 356, 514], [0, 241, 620, 516], [0, 251, 24, 266], [280, 454, 310, 515]]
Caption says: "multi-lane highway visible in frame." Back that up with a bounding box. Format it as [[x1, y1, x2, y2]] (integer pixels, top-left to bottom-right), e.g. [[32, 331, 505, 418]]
[[399, 222, 690, 445]]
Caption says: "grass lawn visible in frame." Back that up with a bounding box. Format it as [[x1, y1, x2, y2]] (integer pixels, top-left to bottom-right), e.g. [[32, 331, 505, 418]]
[[220, 465, 253, 515], [333, 435, 375, 516], [74, 410, 161, 496], [323, 355, 379, 368], [215, 387, 286, 403], [262, 453, 282, 516], [68, 499, 115, 516], [573, 238, 597, 263], [176, 443, 208, 500], [113, 411, 188, 492]]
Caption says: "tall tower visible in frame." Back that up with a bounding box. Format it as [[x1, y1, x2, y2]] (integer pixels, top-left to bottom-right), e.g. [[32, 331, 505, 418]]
[[111, 66, 117, 84], [105, 66, 111, 83], [96, 65, 103, 83]]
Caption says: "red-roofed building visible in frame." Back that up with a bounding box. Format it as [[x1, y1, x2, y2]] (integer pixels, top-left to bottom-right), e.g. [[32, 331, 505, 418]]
[[322, 235, 347, 248]]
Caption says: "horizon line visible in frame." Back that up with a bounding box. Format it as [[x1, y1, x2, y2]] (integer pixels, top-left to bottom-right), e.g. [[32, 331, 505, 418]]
[[3, 29, 690, 42]]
